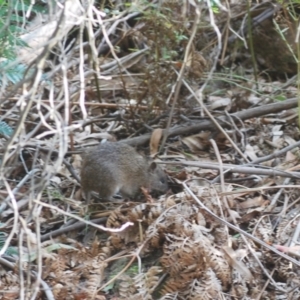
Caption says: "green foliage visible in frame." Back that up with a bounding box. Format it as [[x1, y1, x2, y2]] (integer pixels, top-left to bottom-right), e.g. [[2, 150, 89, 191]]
[[25, 244, 77, 262], [274, 95, 287, 101], [0, 60, 27, 87], [0, 0, 44, 59], [0, 120, 13, 137], [142, 5, 187, 61], [209, 0, 220, 13], [276, 0, 300, 20], [278, 0, 300, 4], [0, 0, 46, 85], [0, 229, 77, 261], [0, 231, 18, 256], [46, 186, 64, 200]]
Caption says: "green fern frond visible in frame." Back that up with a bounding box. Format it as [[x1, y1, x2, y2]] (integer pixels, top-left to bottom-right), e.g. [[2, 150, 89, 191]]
[[0, 121, 13, 137], [0, 231, 18, 256], [0, 60, 27, 86]]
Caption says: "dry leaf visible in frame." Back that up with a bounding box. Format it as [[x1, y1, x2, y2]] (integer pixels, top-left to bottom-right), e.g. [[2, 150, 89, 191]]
[[237, 195, 268, 209], [223, 246, 252, 280], [210, 96, 231, 110], [244, 144, 258, 161], [182, 132, 211, 152], [186, 50, 207, 77], [286, 150, 296, 162], [272, 125, 283, 144], [150, 128, 163, 156]]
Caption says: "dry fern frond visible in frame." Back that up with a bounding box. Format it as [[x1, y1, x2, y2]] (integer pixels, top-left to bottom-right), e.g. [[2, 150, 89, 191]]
[[1, 271, 19, 285], [52, 283, 69, 299], [107, 205, 143, 249], [205, 247, 231, 289], [186, 50, 207, 78], [276, 260, 296, 283], [159, 293, 180, 300], [119, 274, 137, 299], [86, 267, 105, 299], [181, 270, 222, 300], [201, 268, 222, 296], [128, 203, 150, 222], [61, 247, 89, 269], [146, 223, 160, 248], [161, 277, 189, 295], [147, 198, 177, 222], [101, 246, 111, 261], [109, 222, 143, 249], [148, 202, 167, 222], [275, 215, 299, 245], [190, 223, 215, 243], [45, 254, 66, 277], [243, 255, 263, 285], [161, 234, 206, 277], [107, 207, 127, 228], [192, 185, 221, 213], [212, 226, 228, 246], [146, 202, 200, 249], [153, 202, 199, 234], [109, 233, 125, 250], [231, 280, 249, 299], [121, 295, 143, 300], [90, 238, 101, 257], [253, 217, 274, 244], [133, 266, 162, 299]]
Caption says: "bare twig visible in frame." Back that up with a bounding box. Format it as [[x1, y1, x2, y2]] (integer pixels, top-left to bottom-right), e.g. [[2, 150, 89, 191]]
[[40, 218, 106, 241], [163, 161, 300, 179], [34, 200, 132, 233]]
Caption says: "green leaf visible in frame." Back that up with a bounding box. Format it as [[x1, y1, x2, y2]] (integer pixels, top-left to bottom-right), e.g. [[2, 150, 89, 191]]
[[0, 121, 13, 137], [0, 60, 28, 86], [274, 95, 287, 101], [0, 231, 18, 256]]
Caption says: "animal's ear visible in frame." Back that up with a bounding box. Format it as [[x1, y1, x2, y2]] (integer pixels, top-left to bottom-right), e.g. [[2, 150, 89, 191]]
[[149, 162, 157, 172]]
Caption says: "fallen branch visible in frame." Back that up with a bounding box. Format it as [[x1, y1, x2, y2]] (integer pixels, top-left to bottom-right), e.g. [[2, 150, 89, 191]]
[[122, 97, 298, 146], [164, 161, 300, 179]]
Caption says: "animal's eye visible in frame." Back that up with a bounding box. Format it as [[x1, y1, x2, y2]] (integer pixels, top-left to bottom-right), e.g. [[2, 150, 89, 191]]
[[160, 178, 165, 184]]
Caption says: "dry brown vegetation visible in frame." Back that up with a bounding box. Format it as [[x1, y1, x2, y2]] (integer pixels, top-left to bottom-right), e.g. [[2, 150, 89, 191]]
[[1, 0, 300, 299]]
